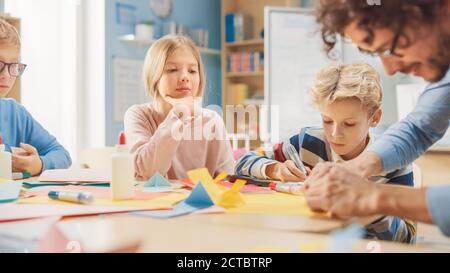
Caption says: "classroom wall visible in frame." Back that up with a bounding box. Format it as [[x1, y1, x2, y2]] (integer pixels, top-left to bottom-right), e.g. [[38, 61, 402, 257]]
[[105, 0, 221, 146]]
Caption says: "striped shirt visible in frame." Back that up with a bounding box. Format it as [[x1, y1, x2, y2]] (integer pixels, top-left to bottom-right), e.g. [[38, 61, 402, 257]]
[[236, 127, 416, 243]]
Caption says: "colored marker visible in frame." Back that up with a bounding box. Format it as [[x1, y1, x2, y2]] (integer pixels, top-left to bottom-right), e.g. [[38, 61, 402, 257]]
[[269, 182, 304, 195], [12, 172, 31, 180], [284, 143, 307, 174], [48, 190, 94, 204]]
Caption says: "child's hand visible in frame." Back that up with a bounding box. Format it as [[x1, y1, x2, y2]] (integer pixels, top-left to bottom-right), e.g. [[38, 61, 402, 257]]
[[266, 160, 308, 182], [164, 95, 201, 121], [11, 143, 43, 176]]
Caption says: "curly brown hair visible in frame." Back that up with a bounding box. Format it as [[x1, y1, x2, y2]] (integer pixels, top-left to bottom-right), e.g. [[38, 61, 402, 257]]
[[315, 0, 447, 53]]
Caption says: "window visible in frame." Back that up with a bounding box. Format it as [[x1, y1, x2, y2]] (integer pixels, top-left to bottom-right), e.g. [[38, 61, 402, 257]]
[[5, 0, 105, 162]]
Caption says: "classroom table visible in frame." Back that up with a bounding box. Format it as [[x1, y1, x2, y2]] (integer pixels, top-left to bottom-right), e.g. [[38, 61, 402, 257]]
[[54, 213, 440, 253], [2, 174, 448, 253]]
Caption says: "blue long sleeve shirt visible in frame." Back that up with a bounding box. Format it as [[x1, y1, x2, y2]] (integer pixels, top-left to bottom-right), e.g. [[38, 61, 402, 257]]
[[0, 98, 72, 172], [367, 68, 450, 236], [367, 69, 450, 171]]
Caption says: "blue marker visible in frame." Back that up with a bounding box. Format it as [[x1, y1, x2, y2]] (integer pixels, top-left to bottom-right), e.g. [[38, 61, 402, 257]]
[[48, 191, 94, 204]]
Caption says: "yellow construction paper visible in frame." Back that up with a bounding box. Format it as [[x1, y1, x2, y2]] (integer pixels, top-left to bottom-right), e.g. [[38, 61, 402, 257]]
[[226, 191, 326, 217], [187, 168, 224, 202], [213, 171, 228, 184], [19, 192, 188, 210], [0, 178, 10, 183], [218, 179, 246, 208]]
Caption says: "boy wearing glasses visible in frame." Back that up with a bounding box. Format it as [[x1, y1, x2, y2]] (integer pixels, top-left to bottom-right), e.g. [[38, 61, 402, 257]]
[[0, 17, 71, 176]]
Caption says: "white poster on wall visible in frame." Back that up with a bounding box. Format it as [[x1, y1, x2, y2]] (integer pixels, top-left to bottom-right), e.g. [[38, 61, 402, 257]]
[[113, 58, 150, 122], [265, 7, 342, 143]]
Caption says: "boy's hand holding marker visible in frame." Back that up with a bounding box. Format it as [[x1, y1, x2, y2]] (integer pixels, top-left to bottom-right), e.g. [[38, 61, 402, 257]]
[[266, 160, 310, 182], [266, 143, 311, 182]]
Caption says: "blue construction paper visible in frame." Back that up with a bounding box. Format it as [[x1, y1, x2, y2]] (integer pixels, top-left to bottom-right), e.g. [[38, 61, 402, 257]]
[[132, 182, 213, 218], [328, 224, 365, 252], [144, 172, 172, 188], [142, 187, 173, 193], [0, 181, 23, 203]]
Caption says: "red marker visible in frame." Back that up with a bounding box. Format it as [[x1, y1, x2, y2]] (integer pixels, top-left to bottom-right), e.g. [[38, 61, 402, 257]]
[[269, 182, 304, 195]]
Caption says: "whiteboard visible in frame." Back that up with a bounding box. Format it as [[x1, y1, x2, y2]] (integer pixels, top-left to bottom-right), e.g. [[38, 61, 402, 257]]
[[113, 58, 151, 122], [264, 7, 342, 143]]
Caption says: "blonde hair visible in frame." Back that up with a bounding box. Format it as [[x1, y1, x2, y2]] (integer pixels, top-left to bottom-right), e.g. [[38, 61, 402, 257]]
[[310, 62, 382, 115], [142, 34, 205, 98], [0, 17, 21, 48]]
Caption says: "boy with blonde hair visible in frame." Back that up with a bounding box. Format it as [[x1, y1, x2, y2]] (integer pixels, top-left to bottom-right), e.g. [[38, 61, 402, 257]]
[[236, 62, 416, 243], [0, 17, 71, 175]]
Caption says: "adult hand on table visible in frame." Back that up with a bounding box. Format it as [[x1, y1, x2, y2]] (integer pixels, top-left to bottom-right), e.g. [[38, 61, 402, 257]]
[[304, 162, 380, 220]]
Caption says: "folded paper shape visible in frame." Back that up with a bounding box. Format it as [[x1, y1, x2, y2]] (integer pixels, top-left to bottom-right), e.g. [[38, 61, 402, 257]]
[[218, 179, 246, 208]]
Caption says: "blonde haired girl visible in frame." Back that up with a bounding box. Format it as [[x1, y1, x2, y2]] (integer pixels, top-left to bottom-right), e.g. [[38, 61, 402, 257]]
[[124, 35, 233, 180]]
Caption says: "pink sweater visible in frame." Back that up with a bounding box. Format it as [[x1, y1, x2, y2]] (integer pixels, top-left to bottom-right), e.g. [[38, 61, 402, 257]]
[[124, 103, 234, 180]]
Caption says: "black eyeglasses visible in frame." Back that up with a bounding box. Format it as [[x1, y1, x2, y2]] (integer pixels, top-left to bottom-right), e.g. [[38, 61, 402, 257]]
[[0, 60, 27, 77], [357, 30, 403, 58]]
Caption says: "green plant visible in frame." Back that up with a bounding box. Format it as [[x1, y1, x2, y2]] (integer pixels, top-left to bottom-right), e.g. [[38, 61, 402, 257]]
[[140, 20, 155, 25]]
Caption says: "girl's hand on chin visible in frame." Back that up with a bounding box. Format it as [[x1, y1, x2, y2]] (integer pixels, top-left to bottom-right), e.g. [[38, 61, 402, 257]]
[[164, 95, 201, 121]]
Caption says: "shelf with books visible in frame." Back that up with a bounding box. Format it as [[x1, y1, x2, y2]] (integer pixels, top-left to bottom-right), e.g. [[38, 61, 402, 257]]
[[226, 50, 264, 76], [221, 0, 302, 149], [225, 39, 264, 48]]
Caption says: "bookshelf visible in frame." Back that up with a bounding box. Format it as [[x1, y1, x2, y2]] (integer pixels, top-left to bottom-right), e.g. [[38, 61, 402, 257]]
[[2, 15, 21, 102], [221, 0, 302, 149], [225, 39, 264, 48]]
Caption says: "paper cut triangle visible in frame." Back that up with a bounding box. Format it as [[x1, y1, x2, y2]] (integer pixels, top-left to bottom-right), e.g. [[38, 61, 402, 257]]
[[218, 179, 246, 208], [185, 182, 214, 208], [131, 182, 214, 218], [144, 172, 171, 188], [187, 168, 223, 202]]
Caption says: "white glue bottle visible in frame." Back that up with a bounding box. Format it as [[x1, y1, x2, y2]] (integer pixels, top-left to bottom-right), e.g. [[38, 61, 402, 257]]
[[111, 131, 135, 200], [0, 134, 12, 180]]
